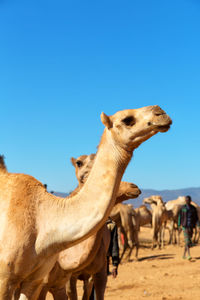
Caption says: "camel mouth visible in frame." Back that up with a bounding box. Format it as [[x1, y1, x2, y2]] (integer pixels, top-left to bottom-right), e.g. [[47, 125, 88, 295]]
[[156, 124, 171, 132], [128, 188, 141, 198], [153, 117, 172, 133]]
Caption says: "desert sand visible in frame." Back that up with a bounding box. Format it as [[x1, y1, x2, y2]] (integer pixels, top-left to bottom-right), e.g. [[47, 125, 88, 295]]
[[47, 227, 200, 300]]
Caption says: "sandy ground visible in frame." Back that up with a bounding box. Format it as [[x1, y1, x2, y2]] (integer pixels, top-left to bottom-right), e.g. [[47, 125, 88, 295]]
[[47, 227, 200, 300]]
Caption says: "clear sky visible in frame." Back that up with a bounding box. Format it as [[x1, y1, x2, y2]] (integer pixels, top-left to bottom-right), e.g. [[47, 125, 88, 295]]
[[1, 0, 200, 193]]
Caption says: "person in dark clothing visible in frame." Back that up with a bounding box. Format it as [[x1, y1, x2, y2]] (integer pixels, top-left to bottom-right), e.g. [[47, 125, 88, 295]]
[[106, 217, 120, 278], [178, 195, 199, 260]]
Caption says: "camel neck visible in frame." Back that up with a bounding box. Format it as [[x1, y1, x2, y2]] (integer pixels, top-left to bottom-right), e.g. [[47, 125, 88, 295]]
[[36, 130, 132, 255]]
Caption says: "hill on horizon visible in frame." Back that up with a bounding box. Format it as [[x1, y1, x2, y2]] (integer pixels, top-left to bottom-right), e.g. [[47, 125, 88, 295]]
[[53, 187, 200, 207]]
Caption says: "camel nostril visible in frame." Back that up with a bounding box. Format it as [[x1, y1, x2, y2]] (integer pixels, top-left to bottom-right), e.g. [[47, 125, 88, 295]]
[[147, 122, 152, 126]]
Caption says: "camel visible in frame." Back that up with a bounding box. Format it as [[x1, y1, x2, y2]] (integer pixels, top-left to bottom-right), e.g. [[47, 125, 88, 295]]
[[129, 205, 152, 256], [114, 204, 152, 262], [39, 155, 141, 300], [109, 203, 137, 262], [189, 201, 200, 243], [143, 195, 173, 249], [0, 105, 171, 300], [164, 196, 187, 244], [133, 205, 152, 229]]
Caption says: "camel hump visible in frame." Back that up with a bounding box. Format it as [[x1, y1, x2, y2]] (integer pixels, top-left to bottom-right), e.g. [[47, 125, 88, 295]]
[[0, 155, 7, 172]]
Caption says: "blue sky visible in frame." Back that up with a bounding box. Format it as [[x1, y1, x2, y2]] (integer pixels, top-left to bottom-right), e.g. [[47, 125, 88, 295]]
[[1, 0, 200, 193]]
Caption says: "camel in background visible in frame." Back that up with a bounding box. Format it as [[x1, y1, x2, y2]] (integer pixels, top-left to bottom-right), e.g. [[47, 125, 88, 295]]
[[115, 204, 152, 261], [143, 195, 173, 249]]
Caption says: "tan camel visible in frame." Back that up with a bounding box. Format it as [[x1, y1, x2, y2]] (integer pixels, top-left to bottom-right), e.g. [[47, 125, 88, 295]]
[[115, 204, 152, 262], [128, 205, 152, 257], [39, 105, 172, 300], [0, 105, 171, 300], [189, 201, 200, 243], [109, 203, 137, 262], [164, 196, 186, 244], [133, 205, 152, 229], [39, 155, 141, 300], [143, 195, 173, 249]]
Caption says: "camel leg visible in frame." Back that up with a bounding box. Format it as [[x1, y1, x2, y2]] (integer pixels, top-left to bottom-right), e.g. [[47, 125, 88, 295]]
[[92, 263, 107, 300], [178, 227, 182, 246], [133, 230, 139, 260], [193, 226, 197, 244], [37, 286, 48, 300], [0, 276, 17, 300], [173, 223, 178, 244], [161, 226, 165, 249], [87, 278, 94, 300], [18, 280, 44, 300], [152, 231, 157, 249], [125, 244, 133, 262], [119, 229, 128, 262], [66, 276, 78, 300], [50, 287, 68, 300], [82, 277, 93, 300], [196, 228, 200, 244], [158, 230, 161, 249], [117, 228, 124, 253]]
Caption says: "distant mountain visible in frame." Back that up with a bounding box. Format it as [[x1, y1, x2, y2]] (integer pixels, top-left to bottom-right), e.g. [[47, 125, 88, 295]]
[[52, 187, 200, 207]]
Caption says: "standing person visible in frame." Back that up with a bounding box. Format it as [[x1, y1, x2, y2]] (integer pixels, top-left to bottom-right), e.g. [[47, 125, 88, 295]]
[[178, 195, 199, 260], [106, 217, 120, 278]]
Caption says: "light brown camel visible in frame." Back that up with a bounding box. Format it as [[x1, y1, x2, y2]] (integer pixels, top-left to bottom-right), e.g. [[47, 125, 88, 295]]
[[0, 106, 171, 300], [39, 155, 141, 300], [133, 205, 152, 229], [38, 105, 172, 300], [143, 195, 173, 249], [115, 204, 152, 262], [189, 201, 200, 243], [127, 205, 152, 257], [109, 203, 137, 262], [165, 196, 186, 244]]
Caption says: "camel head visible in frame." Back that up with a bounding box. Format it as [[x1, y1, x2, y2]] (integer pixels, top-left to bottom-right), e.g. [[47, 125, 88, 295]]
[[115, 181, 141, 203], [70, 153, 141, 201], [143, 195, 163, 206], [71, 154, 96, 185], [0, 155, 7, 172], [101, 105, 172, 151]]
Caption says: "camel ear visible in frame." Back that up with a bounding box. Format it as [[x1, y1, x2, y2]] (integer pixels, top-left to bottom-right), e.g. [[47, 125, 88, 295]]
[[70, 157, 76, 167], [89, 153, 96, 161], [100, 112, 113, 129]]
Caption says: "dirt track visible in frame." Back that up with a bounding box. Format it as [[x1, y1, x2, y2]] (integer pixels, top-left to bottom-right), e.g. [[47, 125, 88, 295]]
[[47, 227, 200, 300]]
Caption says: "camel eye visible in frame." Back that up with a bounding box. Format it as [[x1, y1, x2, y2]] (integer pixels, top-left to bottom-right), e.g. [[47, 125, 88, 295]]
[[122, 116, 135, 126], [76, 161, 83, 168]]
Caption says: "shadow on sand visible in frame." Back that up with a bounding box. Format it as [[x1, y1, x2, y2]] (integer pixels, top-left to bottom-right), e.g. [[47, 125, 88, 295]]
[[138, 253, 175, 262]]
